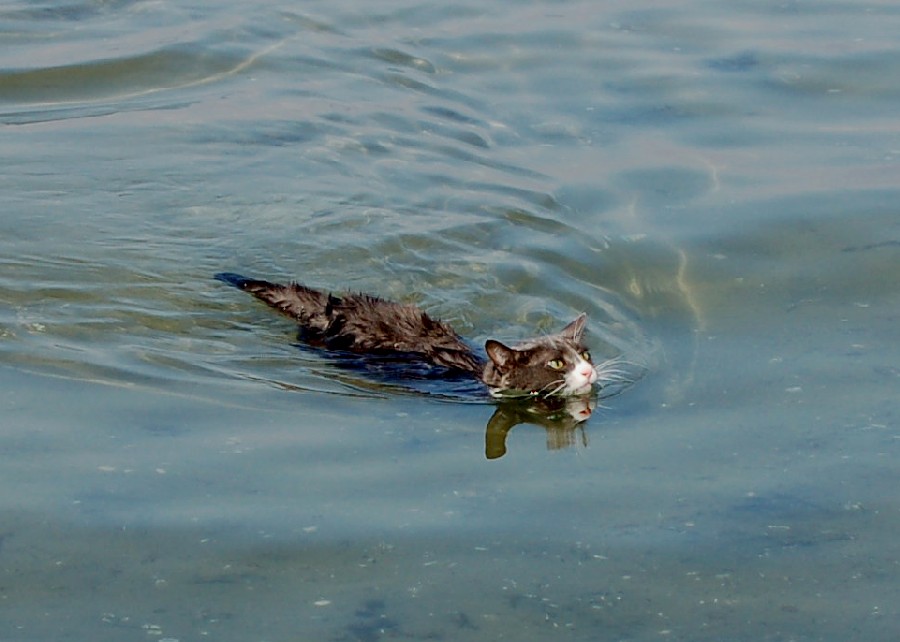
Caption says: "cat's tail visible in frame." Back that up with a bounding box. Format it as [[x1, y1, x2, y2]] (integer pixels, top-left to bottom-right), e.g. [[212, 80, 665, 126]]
[[215, 272, 291, 297], [215, 272, 330, 328], [215, 272, 260, 289]]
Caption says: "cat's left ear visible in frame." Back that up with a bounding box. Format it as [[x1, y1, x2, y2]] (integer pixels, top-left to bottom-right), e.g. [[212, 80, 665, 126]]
[[560, 313, 587, 341], [485, 339, 516, 368]]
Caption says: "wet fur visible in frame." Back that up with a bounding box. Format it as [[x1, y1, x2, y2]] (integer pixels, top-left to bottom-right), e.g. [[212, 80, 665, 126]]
[[216, 272, 597, 397]]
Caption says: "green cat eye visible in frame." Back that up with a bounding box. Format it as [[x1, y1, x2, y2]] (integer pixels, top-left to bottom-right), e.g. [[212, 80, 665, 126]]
[[547, 358, 566, 370], [581, 351, 592, 362]]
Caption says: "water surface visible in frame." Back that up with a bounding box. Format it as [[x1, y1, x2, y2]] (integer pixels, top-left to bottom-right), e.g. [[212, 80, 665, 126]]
[[1, 0, 898, 640]]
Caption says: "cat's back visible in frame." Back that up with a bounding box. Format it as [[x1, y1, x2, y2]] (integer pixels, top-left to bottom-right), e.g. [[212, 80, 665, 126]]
[[215, 273, 482, 374], [333, 292, 480, 371]]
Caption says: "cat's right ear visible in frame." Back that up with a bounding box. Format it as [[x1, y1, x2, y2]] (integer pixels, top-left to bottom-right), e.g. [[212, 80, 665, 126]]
[[560, 313, 587, 341], [485, 340, 515, 368]]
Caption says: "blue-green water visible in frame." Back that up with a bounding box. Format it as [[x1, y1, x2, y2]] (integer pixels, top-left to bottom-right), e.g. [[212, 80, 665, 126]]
[[1, 1, 898, 640]]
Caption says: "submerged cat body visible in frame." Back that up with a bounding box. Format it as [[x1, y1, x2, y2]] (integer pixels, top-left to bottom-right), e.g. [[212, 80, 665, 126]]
[[215, 273, 598, 398]]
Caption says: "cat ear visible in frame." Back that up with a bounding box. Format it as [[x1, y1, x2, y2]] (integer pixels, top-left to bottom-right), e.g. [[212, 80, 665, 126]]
[[560, 313, 587, 341], [485, 339, 516, 368]]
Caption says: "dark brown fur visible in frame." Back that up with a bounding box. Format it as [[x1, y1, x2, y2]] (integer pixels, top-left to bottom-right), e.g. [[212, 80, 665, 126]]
[[217, 273, 481, 372]]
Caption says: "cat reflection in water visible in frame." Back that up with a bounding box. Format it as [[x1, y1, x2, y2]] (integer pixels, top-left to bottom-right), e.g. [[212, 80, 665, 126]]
[[485, 394, 595, 459], [216, 272, 610, 398]]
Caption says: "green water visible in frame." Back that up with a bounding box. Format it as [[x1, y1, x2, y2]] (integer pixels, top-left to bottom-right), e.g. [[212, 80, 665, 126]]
[[1, 0, 898, 640]]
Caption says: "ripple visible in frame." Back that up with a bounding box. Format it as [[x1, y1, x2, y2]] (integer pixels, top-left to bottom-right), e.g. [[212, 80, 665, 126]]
[[0, 44, 262, 122], [367, 47, 437, 74]]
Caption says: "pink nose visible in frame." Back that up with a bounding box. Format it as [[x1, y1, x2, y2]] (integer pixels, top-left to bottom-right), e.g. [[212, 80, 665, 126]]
[[579, 365, 594, 379]]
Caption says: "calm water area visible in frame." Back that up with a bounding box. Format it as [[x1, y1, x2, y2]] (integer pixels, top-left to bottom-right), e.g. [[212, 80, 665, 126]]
[[1, 0, 899, 640]]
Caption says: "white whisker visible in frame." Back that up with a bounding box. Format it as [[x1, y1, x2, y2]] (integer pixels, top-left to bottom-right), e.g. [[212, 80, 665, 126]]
[[535, 377, 567, 396], [592, 355, 645, 385]]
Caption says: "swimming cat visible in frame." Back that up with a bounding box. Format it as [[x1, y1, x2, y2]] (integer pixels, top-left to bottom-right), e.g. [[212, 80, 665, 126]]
[[215, 272, 599, 398]]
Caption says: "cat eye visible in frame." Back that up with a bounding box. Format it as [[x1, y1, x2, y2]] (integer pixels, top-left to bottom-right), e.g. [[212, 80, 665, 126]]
[[547, 358, 566, 370], [581, 351, 592, 362]]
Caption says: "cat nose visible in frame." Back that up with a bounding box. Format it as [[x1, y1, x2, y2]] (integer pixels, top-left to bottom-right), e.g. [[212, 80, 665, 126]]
[[580, 365, 596, 380]]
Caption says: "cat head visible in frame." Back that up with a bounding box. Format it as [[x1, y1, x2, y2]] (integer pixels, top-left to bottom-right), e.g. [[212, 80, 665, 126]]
[[482, 313, 598, 398]]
